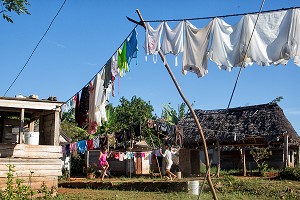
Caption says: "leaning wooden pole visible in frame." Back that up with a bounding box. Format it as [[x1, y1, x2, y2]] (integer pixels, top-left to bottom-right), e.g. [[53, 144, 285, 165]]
[[134, 9, 218, 200]]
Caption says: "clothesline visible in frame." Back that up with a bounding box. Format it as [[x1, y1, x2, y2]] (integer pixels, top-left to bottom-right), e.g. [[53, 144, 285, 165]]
[[142, 6, 300, 22], [63, 24, 138, 105], [143, 7, 300, 79]]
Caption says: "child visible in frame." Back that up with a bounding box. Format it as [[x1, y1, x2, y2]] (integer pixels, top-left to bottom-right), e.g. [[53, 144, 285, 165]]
[[99, 146, 110, 180], [160, 143, 177, 181]]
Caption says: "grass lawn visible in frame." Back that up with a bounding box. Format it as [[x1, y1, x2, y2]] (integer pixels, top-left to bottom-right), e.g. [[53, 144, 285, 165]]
[[54, 177, 300, 200], [56, 188, 258, 200]]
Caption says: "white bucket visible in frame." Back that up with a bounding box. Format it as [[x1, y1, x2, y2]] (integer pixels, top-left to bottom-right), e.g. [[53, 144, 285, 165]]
[[24, 132, 39, 145], [188, 180, 199, 195], [175, 171, 182, 179]]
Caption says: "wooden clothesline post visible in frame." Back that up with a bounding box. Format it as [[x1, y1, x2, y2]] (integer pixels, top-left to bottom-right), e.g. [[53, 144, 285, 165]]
[[149, 133, 163, 179], [132, 9, 218, 200]]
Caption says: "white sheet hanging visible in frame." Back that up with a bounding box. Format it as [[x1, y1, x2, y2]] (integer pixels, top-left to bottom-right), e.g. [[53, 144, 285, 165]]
[[88, 68, 112, 134], [161, 21, 184, 66], [88, 72, 104, 134], [290, 9, 300, 66], [144, 22, 164, 56], [208, 16, 252, 71], [182, 20, 213, 77], [244, 10, 293, 66]]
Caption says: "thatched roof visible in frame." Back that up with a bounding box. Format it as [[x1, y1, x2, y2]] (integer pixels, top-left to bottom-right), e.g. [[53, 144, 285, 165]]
[[179, 103, 299, 147]]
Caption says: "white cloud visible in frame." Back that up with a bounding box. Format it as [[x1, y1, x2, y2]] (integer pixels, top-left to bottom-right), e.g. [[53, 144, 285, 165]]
[[285, 109, 300, 116], [45, 38, 66, 48]]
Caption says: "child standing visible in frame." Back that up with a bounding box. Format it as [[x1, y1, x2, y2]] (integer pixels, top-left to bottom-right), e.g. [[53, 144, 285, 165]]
[[99, 146, 110, 180]]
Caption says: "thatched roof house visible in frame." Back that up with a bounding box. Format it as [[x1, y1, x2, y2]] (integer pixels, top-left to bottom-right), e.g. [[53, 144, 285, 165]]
[[177, 103, 300, 174], [179, 103, 299, 147]]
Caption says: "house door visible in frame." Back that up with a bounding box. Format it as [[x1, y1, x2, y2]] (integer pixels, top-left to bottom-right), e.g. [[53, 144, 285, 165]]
[[190, 150, 200, 175], [136, 156, 142, 174]]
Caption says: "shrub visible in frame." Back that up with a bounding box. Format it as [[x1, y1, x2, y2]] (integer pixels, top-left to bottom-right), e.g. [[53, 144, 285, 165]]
[[279, 167, 300, 181]]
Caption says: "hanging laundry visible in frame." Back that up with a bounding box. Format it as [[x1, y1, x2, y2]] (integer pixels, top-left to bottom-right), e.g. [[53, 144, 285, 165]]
[[88, 69, 111, 134], [147, 119, 155, 128], [87, 139, 94, 150], [126, 28, 138, 65], [144, 22, 164, 62], [175, 125, 183, 147], [111, 54, 118, 97], [118, 42, 129, 77], [77, 140, 87, 154], [245, 9, 300, 66], [126, 152, 131, 159], [93, 135, 100, 149], [290, 9, 300, 66], [99, 135, 108, 147], [65, 144, 70, 156], [208, 17, 249, 70], [107, 133, 116, 148], [104, 59, 112, 89], [182, 20, 213, 77], [111, 54, 119, 77], [71, 95, 76, 108], [119, 152, 126, 161], [79, 86, 89, 127], [88, 72, 103, 134], [114, 152, 120, 160], [161, 21, 184, 66], [75, 92, 80, 126], [70, 142, 78, 154]]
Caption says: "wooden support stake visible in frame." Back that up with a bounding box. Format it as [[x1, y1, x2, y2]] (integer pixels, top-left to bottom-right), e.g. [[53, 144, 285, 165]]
[[284, 134, 289, 168], [217, 140, 220, 178], [149, 133, 162, 179], [134, 9, 218, 200], [242, 147, 246, 176], [19, 108, 24, 144]]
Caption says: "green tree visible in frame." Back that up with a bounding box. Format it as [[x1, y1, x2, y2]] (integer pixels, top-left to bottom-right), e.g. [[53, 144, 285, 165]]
[[1, 0, 30, 23], [109, 96, 156, 146], [61, 108, 88, 141], [161, 102, 186, 125]]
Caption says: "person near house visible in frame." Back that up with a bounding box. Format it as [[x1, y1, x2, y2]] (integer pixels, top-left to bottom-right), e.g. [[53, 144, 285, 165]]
[[160, 143, 177, 181], [99, 146, 110, 180]]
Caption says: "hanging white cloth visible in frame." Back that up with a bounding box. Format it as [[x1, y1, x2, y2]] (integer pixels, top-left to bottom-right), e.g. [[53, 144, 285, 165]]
[[111, 54, 119, 77], [88, 72, 103, 134], [208, 16, 251, 71], [290, 9, 300, 66], [144, 22, 164, 63], [244, 9, 294, 66], [182, 20, 213, 77], [161, 21, 184, 66], [88, 67, 112, 134]]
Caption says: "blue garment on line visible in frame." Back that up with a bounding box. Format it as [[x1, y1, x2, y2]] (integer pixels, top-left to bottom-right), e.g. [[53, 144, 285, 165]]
[[126, 29, 138, 65], [77, 140, 87, 154]]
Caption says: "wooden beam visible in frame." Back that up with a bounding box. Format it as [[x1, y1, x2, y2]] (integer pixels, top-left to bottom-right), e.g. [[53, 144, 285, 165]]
[[19, 108, 24, 144], [0, 144, 62, 152], [0, 99, 62, 111], [53, 111, 61, 146], [217, 140, 220, 178], [284, 134, 289, 168], [242, 147, 246, 176]]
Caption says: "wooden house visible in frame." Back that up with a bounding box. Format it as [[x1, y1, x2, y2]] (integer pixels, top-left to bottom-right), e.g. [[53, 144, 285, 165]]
[[0, 97, 63, 190], [177, 103, 300, 176]]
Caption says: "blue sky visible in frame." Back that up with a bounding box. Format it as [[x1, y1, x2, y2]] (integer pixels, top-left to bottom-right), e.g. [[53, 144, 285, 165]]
[[0, 0, 299, 134]]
